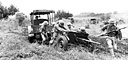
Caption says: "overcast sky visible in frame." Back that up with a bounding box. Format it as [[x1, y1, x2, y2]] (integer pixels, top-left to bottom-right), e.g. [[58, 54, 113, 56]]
[[1, 0, 128, 15]]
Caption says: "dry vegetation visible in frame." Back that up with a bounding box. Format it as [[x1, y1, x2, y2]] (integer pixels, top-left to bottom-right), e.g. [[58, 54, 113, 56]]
[[0, 18, 128, 60]]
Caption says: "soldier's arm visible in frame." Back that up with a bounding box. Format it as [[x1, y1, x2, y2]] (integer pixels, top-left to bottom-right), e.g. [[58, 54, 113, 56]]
[[56, 25, 67, 32], [101, 25, 108, 31], [97, 25, 108, 36], [39, 26, 43, 32], [63, 26, 67, 30], [116, 26, 120, 31]]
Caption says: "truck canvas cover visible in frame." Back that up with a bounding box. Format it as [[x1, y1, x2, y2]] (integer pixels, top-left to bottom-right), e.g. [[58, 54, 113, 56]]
[[30, 10, 55, 15]]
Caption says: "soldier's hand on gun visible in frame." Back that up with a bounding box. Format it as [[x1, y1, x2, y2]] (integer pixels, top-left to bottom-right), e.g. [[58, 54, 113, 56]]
[[96, 32, 106, 37], [63, 30, 70, 32]]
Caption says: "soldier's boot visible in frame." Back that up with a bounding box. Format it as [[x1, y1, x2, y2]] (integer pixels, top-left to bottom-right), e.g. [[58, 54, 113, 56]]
[[113, 41, 117, 50], [41, 34, 46, 45], [114, 44, 117, 50], [49, 38, 55, 46], [113, 37, 118, 50], [109, 48, 115, 57], [49, 40, 53, 46], [51, 39, 58, 49], [107, 38, 115, 57]]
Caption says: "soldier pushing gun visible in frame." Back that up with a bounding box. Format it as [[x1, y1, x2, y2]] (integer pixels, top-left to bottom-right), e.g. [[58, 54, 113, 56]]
[[50, 20, 69, 51]]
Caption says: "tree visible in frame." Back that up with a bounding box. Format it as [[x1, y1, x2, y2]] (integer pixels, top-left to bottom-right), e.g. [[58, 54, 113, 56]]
[[55, 10, 73, 19], [16, 13, 25, 26], [113, 11, 118, 14], [8, 4, 19, 15], [88, 12, 95, 17], [70, 18, 74, 24], [100, 13, 111, 21], [0, 1, 19, 19], [0, 2, 4, 19], [3, 7, 9, 19]]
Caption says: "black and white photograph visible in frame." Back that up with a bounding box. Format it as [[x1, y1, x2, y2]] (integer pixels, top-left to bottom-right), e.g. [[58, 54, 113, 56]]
[[0, 0, 128, 60]]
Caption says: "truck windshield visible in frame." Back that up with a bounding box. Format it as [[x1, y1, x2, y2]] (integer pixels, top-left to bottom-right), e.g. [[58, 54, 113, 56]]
[[39, 15, 48, 19], [34, 15, 48, 20]]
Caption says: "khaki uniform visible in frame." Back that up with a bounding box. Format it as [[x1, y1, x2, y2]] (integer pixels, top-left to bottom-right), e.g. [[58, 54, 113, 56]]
[[102, 24, 120, 56], [52, 24, 67, 39], [39, 21, 48, 41], [51, 24, 69, 50], [67, 25, 75, 31]]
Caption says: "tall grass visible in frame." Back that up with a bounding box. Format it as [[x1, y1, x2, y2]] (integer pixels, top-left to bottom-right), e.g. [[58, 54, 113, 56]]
[[0, 18, 128, 60]]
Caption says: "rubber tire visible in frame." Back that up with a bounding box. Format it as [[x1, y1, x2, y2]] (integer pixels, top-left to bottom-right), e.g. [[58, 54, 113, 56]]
[[55, 35, 68, 51]]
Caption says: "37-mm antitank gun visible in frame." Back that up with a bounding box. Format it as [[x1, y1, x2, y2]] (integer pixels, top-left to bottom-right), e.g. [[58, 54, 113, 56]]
[[53, 30, 101, 52], [68, 31, 101, 52]]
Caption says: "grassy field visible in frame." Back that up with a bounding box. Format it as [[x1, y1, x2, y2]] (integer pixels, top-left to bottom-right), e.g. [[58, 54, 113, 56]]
[[0, 18, 128, 60]]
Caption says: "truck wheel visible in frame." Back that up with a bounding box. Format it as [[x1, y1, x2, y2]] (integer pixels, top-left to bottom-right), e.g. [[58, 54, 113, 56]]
[[28, 36, 35, 43]]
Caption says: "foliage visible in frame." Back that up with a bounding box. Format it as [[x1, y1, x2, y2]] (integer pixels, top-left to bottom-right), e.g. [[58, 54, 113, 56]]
[[16, 13, 25, 26], [87, 13, 111, 21], [0, 2, 19, 19], [0, 18, 128, 60], [70, 18, 74, 24], [75, 12, 111, 21], [100, 13, 111, 21], [8, 4, 19, 15], [55, 10, 73, 20]]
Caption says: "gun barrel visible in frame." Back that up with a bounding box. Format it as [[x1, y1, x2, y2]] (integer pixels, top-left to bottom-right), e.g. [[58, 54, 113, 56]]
[[78, 38, 100, 44], [88, 40, 100, 44]]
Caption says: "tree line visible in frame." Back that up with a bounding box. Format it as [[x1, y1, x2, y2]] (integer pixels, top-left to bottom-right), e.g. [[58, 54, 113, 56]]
[[74, 11, 120, 21], [55, 10, 73, 20], [0, 2, 19, 19]]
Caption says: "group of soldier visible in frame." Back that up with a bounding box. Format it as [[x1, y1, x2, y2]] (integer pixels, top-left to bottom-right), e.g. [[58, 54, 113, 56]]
[[39, 18, 123, 57]]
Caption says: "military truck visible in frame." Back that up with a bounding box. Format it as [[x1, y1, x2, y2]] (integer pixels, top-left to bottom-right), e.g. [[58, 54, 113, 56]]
[[28, 10, 55, 43]]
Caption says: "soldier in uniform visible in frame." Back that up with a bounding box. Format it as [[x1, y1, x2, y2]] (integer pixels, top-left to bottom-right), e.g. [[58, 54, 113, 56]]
[[51, 20, 68, 40], [51, 20, 69, 50], [101, 19, 121, 56], [67, 22, 75, 31], [39, 21, 49, 44], [77, 27, 89, 40], [49, 22, 57, 44], [35, 16, 39, 19], [51, 22, 56, 33]]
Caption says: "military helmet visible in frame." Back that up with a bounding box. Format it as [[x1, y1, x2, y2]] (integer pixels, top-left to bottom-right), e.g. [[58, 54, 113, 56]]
[[59, 20, 64, 26], [59, 20, 64, 23], [80, 27, 85, 31], [108, 19, 116, 24], [35, 16, 38, 18]]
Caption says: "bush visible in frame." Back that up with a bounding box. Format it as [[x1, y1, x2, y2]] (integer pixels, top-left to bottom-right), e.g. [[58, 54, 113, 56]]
[[0, 2, 19, 19], [70, 18, 74, 24], [55, 10, 73, 20], [85, 24, 90, 29], [16, 13, 25, 26], [8, 4, 19, 15]]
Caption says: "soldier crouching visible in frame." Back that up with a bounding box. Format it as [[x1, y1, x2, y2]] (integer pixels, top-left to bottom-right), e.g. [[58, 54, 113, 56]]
[[39, 21, 49, 44], [51, 20, 69, 51]]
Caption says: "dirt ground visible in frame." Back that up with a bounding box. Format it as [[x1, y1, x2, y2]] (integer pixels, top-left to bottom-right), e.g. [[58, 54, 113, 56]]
[[0, 18, 128, 60]]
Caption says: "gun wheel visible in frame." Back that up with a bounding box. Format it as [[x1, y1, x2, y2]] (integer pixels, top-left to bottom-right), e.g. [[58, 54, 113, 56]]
[[56, 36, 68, 51]]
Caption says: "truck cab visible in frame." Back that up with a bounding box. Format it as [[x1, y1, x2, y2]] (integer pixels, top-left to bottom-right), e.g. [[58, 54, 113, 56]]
[[28, 10, 55, 39]]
